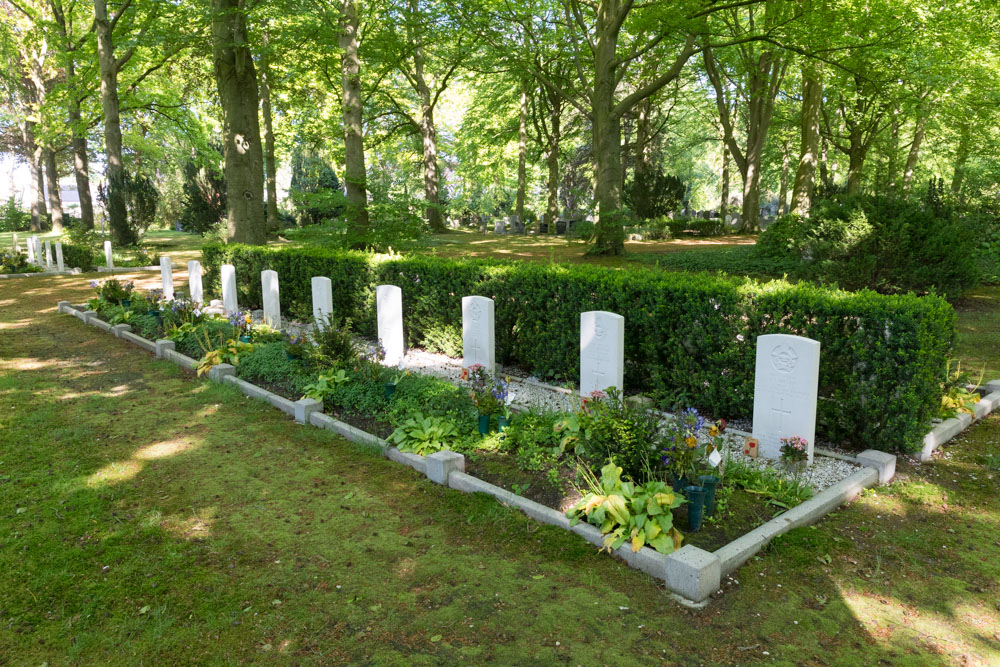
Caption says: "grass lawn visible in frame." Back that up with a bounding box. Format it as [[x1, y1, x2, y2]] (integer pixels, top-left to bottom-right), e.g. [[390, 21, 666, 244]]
[[2, 272, 1000, 664]]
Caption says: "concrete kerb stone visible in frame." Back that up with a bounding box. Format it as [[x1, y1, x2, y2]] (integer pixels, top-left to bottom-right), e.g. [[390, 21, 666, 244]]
[[856, 449, 896, 484], [208, 363, 236, 383], [121, 330, 156, 353], [224, 375, 274, 401], [449, 472, 572, 531], [155, 339, 175, 359], [268, 394, 297, 416], [386, 447, 428, 475], [664, 546, 721, 604], [89, 318, 111, 332], [986, 379, 1000, 393], [294, 398, 322, 424], [714, 467, 878, 576], [57, 300, 71, 314], [110, 323, 132, 338], [425, 451, 465, 485], [921, 417, 966, 461], [164, 349, 198, 371], [981, 391, 1000, 412], [308, 412, 389, 451], [81, 310, 98, 324]]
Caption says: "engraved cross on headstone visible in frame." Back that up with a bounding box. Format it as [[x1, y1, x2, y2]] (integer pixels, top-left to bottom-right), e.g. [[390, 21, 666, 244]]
[[771, 395, 792, 430]]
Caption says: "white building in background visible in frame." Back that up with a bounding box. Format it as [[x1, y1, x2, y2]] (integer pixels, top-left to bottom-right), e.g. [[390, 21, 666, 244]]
[[0, 152, 102, 220]]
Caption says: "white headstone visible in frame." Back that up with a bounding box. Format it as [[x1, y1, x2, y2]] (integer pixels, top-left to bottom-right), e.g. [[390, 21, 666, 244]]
[[160, 256, 174, 301], [44, 240, 52, 269], [104, 240, 113, 269], [27, 236, 36, 263], [376, 284, 404, 365], [12, 232, 17, 252], [751, 334, 820, 464], [187, 260, 203, 303], [55, 242, 64, 272], [462, 295, 495, 374], [261, 270, 280, 329], [580, 311, 625, 396], [312, 276, 333, 330], [221, 264, 238, 315]]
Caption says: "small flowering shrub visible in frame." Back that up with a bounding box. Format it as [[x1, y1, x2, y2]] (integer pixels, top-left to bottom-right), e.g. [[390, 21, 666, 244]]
[[284, 332, 310, 358], [462, 364, 509, 416], [779, 436, 809, 463], [228, 310, 253, 336], [661, 409, 726, 481], [90, 278, 134, 303], [0, 250, 38, 273], [566, 462, 685, 555]]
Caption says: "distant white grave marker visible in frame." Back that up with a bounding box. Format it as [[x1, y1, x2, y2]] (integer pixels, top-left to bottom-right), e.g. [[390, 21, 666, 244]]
[[376, 284, 404, 365], [221, 264, 238, 314], [188, 260, 203, 303], [55, 242, 64, 272], [462, 295, 495, 374], [751, 333, 820, 464], [580, 311, 624, 396], [104, 240, 113, 269], [27, 236, 36, 263], [43, 240, 52, 269], [261, 270, 281, 329], [160, 256, 174, 300], [312, 277, 333, 330]]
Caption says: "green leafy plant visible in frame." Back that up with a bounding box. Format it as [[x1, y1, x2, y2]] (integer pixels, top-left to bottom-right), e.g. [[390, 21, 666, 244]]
[[195, 326, 253, 377], [302, 369, 351, 401], [939, 360, 983, 419], [566, 462, 685, 554], [387, 412, 460, 456], [311, 315, 360, 365], [90, 278, 134, 303]]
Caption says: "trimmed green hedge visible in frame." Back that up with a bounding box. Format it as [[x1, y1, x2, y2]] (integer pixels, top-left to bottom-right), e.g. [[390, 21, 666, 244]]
[[201, 243, 956, 453], [61, 243, 96, 271]]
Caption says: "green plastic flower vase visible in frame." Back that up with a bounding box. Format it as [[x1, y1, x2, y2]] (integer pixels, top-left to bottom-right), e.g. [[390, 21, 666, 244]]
[[685, 485, 706, 532], [239, 335, 251, 344], [385, 382, 396, 401], [497, 416, 510, 432], [477, 414, 491, 435], [699, 474, 720, 517]]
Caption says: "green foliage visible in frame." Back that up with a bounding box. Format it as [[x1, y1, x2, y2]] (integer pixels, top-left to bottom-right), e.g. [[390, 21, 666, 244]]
[[722, 457, 814, 509], [623, 167, 685, 219], [301, 368, 351, 401], [387, 412, 461, 455], [59, 243, 96, 271], [568, 389, 661, 481], [310, 316, 360, 366], [91, 278, 135, 303], [501, 409, 564, 471], [290, 150, 344, 226], [201, 243, 957, 453], [167, 318, 237, 358], [756, 195, 980, 297], [178, 149, 227, 235], [0, 250, 39, 273], [0, 197, 31, 232], [196, 338, 253, 377], [98, 170, 160, 246], [627, 216, 728, 240], [566, 462, 685, 554], [938, 360, 983, 419], [630, 246, 798, 280], [236, 342, 313, 395]]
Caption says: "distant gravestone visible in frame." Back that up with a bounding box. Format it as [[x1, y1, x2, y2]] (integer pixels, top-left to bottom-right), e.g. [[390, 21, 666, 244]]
[[12, 232, 17, 252], [513, 215, 525, 234], [312, 276, 333, 330], [160, 256, 174, 301], [580, 311, 624, 396], [104, 240, 113, 269], [751, 334, 820, 464], [462, 295, 495, 374], [55, 242, 64, 272], [44, 240, 53, 269], [494, 219, 506, 235], [261, 270, 281, 329], [27, 236, 36, 264], [376, 284, 404, 365], [188, 260, 203, 303], [221, 264, 238, 314]]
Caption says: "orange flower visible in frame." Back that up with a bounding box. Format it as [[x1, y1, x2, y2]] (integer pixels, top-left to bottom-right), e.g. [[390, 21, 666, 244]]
[[708, 425, 719, 437], [685, 436, 697, 448]]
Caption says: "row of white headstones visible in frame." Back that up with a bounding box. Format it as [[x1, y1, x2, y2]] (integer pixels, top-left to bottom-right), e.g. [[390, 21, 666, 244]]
[[154, 259, 822, 465], [14, 234, 67, 272]]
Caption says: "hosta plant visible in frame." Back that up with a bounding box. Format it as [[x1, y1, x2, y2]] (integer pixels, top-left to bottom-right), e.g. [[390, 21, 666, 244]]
[[196, 338, 253, 377], [566, 462, 685, 555], [387, 412, 460, 456], [302, 369, 350, 401]]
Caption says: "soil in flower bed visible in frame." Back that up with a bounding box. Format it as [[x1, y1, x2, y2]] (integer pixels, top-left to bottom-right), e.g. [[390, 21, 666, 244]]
[[325, 406, 395, 440], [678, 488, 789, 552], [464, 451, 584, 512]]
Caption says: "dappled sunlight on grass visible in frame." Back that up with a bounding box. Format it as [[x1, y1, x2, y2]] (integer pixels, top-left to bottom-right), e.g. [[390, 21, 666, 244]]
[[133, 439, 197, 460], [0, 318, 36, 330], [159, 506, 218, 540], [87, 459, 144, 487]]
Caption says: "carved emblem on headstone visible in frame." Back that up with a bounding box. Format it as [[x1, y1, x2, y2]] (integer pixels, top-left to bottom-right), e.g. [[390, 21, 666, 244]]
[[770, 344, 798, 374]]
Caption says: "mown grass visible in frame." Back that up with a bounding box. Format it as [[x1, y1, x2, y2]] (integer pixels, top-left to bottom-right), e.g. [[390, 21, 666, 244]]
[[3, 274, 1000, 664]]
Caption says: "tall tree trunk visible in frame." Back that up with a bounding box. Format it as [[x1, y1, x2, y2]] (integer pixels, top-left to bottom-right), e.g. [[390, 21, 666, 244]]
[[545, 99, 561, 235], [211, 0, 267, 244], [24, 122, 46, 231], [720, 146, 729, 217], [790, 66, 821, 215], [43, 148, 64, 233], [259, 28, 280, 232], [94, 0, 130, 244], [419, 104, 443, 231], [339, 0, 369, 237], [951, 123, 971, 194], [516, 81, 527, 224], [69, 97, 95, 229], [632, 98, 651, 217], [901, 113, 928, 193], [846, 126, 867, 195], [590, 10, 624, 255], [778, 138, 789, 216], [819, 137, 831, 190], [886, 114, 900, 193]]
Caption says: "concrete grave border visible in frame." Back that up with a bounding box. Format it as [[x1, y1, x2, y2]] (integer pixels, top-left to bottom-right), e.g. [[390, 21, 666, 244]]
[[58, 299, 900, 606], [0, 268, 81, 280]]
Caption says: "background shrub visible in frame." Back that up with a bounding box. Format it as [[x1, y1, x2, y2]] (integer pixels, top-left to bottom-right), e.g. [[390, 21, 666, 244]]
[[756, 195, 980, 297], [59, 243, 96, 271], [202, 243, 956, 453]]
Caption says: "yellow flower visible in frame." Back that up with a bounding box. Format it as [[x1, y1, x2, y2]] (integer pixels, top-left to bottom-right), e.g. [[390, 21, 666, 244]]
[[708, 425, 719, 437], [685, 436, 697, 448]]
